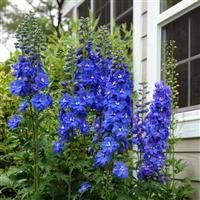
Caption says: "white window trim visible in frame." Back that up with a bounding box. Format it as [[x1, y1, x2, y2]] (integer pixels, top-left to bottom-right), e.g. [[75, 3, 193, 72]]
[[63, 0, 85, 16], [144, 0, 200, 138], [133, 0, 142, 91], [158, 0, 200, 26]]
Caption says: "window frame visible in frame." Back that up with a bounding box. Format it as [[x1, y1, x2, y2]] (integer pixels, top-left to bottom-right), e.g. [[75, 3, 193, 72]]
[[156, 0, 200, 111], [161, 7, 200, 110]]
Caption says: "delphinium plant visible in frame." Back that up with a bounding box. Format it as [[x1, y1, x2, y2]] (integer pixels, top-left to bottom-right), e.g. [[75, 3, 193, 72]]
[[53, 17, 135, 199], [53, 17, 102, 199], [7, 13, 53, 198], [131, 81, 173, 200], [91, 25, 134, 200], [161, 40, 193, 199]]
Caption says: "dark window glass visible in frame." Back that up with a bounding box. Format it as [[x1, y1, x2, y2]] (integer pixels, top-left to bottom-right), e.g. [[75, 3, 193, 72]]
[[162, 6, 200, 109], [94, 0, 110, 26], [191, 59, 200, 106], [165, 15, 188, 61], [161, 0, 182, 12], [176, 63, 188, 108], [116, 0, 133, 17], [78, 0, 90, 18], [116, 9, 133, 30], [191, 7, 200, 56]]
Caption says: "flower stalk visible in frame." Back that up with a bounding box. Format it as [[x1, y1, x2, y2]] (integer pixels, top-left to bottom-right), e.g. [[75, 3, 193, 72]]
[[30, 104, 39, 192]]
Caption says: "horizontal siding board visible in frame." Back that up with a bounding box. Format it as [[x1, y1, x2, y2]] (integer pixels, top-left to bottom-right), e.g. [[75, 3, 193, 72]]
[[175, 181, 200, 200], [175, 153, 200, 182], [175, 119, 200, 138], [190, 182, 200, 200], [174, 138, 200, 152]]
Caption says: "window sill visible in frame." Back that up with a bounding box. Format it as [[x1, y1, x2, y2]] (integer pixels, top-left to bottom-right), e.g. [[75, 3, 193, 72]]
[[175, 108, 200, 138], [178, 105, 200, 114]]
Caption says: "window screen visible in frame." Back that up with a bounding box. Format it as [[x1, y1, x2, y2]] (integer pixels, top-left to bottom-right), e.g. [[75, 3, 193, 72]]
[[162, 6, 200, 108]]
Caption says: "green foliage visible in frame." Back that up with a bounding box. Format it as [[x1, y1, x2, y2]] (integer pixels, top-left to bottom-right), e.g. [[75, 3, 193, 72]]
[[161, 40, 193, 199]]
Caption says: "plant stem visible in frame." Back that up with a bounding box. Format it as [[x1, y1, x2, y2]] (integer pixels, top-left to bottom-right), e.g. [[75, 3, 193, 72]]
[[30, 104, 39, 193], [68, 142, 72, 200], [68, 168, 72, 200], [171, 116, 175, 190]]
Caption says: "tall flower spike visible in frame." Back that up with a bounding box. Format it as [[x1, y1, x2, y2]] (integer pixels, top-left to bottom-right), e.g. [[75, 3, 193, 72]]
[[137, 81, 172, 183], [15, 12, 45, 59], [8, 13, 52, 195], [55, 18, 97, 152], [132, 82, 149, 151], [8, 14, 52, 126]]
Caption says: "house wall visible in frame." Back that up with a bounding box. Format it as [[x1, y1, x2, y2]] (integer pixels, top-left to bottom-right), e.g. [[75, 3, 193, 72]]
[[133, 1, 200, 199], [175, 138, 200, 199]]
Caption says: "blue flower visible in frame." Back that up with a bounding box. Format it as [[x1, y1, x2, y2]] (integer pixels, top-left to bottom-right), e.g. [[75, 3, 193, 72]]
[[8, 114, 21, 129], [112, 123, 128, 139], [59, 93, 71, 110], [10, 80, 26, 96], [112, 161, 128, 178], [70, 96, 85, 113], [53, 139, 64, 154], [82, 71, 98, 85], [58, 123, 69, 138], [35, 73, 50, 90], [19, 99, 28, 112], [62, 112, 80, 129], [31, 93, 50, 110], [80, 122, 90, 134], [12, 55, 36, 79], [22, 61, 36, 79], [101, 136, 119, 154], [46, 92, 53, 107], [80, 59, 95, 72], [93, 118, 100, 131], [78, 182, 91, 194], [92, 134, 99, 142], [94, 150, 111, 167]]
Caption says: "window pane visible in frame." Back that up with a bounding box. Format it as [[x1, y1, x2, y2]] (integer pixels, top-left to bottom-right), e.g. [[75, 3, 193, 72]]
[[191, 59, 200, 106], [116, 0, 133, 18], [160, 0, 182, 12], [78, 0, 90, 18], [116, 9, 133, 31], [191, 7, 200, 56], [177, 63, 188, 108], [165, 15, 188, 61], [94, 0, 110, 26]]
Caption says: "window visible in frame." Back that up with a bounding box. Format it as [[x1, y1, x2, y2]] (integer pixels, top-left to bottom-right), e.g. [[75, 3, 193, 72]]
[[162, 6, 200, 109], [94, 0, 110, 26], [116, 0, 133, 17], [115, 0, 133, 30], [78, 0, 90, 18], [160, 0, 182, 12]]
